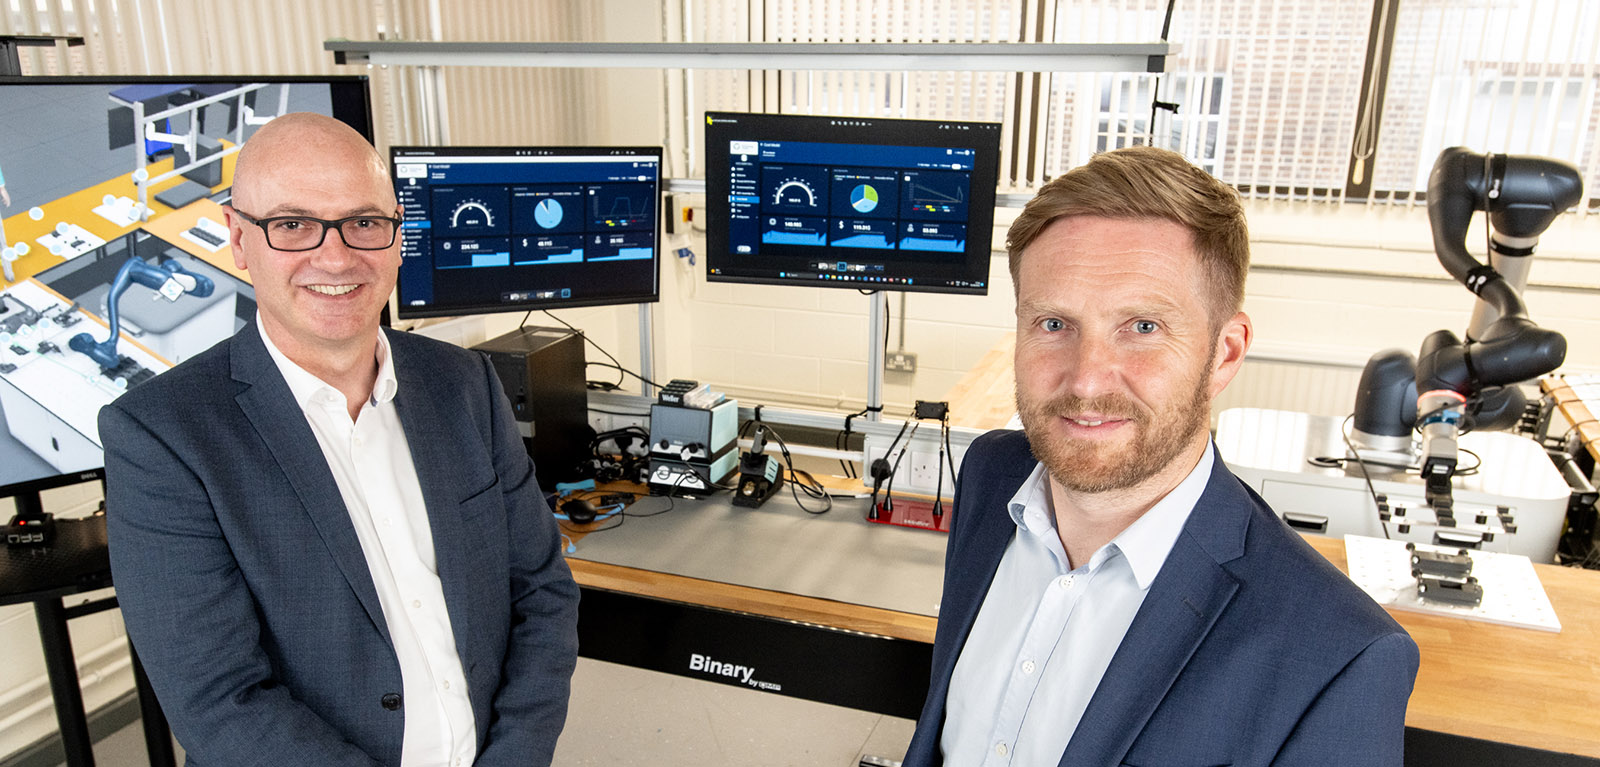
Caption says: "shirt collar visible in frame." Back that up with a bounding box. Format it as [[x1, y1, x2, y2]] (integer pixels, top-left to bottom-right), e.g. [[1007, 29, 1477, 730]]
[[1006, 442, 1215, 589], [256, 319, 398, 411]]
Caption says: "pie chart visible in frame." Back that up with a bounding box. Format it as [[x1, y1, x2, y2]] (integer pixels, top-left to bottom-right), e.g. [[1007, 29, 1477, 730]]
[[850, 184, 879, 213], [534, 198, 564, 228]]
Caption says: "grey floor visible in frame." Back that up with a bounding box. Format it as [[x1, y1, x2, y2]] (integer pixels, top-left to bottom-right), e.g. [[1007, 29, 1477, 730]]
[[63, 658, 915, 767]]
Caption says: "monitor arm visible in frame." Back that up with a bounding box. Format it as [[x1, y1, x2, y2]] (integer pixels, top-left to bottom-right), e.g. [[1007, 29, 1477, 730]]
[[69, 256, 214, 372], [1352, 149, 1577, 500]]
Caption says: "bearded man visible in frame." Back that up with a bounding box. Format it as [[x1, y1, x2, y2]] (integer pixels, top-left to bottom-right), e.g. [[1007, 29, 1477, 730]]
[[903, 146, 1417, 767]]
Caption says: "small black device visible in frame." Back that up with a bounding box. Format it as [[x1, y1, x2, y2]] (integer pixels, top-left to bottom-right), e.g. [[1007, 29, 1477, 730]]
[[732, 426, 783, 508], [473, 326, 588, 489], [4, 512, 55, 547], [1407, 542, 1474, 580], [1417, 574, 1483, 606], [658, 378, 699, 405], [561, 497, 598, 525]]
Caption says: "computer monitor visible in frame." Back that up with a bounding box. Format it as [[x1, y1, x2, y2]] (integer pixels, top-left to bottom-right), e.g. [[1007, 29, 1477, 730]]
[[704, 111, 1002, 295], [0, 75, 372, 511], [390, 146, 663, 318]]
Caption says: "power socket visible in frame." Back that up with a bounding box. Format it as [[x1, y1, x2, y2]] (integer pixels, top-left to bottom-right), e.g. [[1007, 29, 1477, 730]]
[[590, 412, 649, 434], [907, 450, 939, 489], [885, 351, 917, 373], [863, 435, 962, 497]]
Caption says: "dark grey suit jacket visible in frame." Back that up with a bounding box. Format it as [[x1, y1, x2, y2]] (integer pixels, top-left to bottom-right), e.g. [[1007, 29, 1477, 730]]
[[904, 429, 1418, 766], [102, 321, 579, 767]]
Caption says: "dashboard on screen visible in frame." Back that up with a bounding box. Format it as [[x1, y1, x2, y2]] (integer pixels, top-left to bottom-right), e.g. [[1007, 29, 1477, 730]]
[[391, 146, 662, 318], [704, 112, 1001, 295]]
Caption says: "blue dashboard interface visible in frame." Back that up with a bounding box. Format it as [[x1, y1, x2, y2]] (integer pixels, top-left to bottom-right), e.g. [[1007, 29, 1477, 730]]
[[706, 112, 1000, 295], [393, 147, 661, 317], [728, 140, 977, 262]]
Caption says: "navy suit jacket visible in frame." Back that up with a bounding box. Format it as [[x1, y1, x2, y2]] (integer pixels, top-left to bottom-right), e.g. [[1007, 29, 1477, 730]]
[[102, 322, 580, 767], [904, 430, 1418, 766]]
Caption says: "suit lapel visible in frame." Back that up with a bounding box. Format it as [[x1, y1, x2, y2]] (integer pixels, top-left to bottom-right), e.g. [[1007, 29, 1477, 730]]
[[388, 332, 478, 659], [1058, 447, 1251, 766], [230, 322, 392, 645], [1058, 537, 1239, 765]]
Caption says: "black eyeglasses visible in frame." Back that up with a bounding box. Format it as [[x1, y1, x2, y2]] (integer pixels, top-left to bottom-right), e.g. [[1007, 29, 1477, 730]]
[[232, 209, 402, 252]]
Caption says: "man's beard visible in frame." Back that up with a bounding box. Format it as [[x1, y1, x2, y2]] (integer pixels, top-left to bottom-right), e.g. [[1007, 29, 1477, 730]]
[[1015, 357, 1213, 494]]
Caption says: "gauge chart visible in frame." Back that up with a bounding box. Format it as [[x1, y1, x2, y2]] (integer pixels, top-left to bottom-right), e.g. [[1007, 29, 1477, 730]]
[[761, 164, 830, 216], [428, 186, 510, 235]]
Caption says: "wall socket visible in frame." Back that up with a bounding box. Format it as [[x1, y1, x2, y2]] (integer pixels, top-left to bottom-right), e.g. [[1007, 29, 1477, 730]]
[[864, 434, 961, 498], [589, 411, 648, 434], [885, 351, 918, 373]]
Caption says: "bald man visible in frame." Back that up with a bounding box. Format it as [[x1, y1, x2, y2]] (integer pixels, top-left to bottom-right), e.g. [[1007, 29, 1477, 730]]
[[102, 113, 579, 766]]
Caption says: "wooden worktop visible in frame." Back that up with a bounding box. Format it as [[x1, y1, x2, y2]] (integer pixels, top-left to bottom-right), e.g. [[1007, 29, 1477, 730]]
[[568, 518, 1600, 757]]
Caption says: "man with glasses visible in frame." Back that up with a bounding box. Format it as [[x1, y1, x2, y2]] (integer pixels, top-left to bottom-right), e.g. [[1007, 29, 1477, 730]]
[[101, 113, 579, 766]]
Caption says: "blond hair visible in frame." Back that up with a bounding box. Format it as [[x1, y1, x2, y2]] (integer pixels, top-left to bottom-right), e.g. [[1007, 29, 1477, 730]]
[[1007, 146, 1248, 322]]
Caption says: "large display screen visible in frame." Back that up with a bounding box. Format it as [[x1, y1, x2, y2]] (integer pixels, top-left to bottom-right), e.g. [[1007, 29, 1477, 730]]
[[0, 75, 372, 502], [704, 111, 1001, 294], [391, 146, 662, 318]]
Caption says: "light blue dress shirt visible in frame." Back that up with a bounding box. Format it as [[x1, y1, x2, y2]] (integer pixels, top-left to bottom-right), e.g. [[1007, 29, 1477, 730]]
[[941, 445, 1214, 767]]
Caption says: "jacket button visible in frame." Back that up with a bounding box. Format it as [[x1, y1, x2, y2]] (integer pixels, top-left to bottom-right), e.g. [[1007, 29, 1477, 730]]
[[381, 693, 402, 711]]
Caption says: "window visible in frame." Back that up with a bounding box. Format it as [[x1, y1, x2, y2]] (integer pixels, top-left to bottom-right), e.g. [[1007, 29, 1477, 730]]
[[680, 0, 1600, 207]]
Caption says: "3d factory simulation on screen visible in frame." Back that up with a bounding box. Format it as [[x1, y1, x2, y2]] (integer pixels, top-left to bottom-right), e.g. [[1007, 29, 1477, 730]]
[[0, 79, 362, 495]]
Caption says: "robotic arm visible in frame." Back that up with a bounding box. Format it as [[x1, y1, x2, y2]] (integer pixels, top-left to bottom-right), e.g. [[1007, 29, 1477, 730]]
[[1351, 148, 1580, 511], [70, 256, 214, 372]]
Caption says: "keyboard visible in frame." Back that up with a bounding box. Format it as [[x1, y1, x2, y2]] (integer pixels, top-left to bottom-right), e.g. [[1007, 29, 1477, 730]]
[[187, 226, 225, 247]]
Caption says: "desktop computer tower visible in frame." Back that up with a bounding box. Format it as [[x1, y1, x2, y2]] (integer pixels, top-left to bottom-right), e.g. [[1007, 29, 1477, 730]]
[[472, 326, 587, 489]]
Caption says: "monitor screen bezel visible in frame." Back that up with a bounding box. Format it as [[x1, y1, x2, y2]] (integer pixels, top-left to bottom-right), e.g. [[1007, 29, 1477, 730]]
[[0, 74, 373, 503], [703, 110, 1002, 296], [389, 144, 665, 319]]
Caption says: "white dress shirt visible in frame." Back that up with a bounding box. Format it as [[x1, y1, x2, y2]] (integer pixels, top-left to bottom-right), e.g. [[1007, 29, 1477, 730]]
[[259, 322, 477, 767], [941, 446, 1214, 767]]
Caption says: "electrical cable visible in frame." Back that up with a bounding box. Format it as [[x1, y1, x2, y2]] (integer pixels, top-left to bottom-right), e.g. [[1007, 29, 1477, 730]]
[[869, 418, 913, 513], [762, 426, 832, 514], [538, 310, 663, 390], [1339, 413, 1392, 539], [836, 405, 880, 479], [586, 361, 628, 390], [588, 407, 651, 419], [880, 422, 920, 512], [557, 479, 682, 537]]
